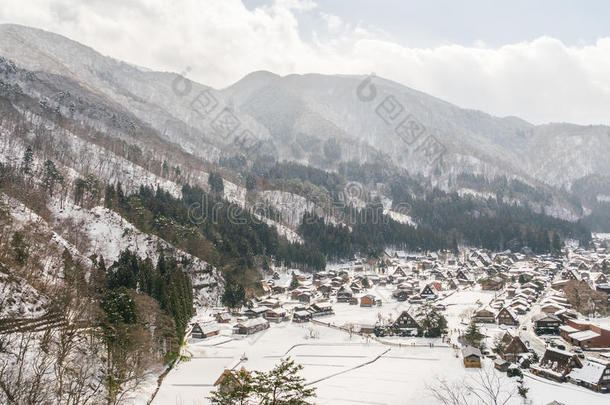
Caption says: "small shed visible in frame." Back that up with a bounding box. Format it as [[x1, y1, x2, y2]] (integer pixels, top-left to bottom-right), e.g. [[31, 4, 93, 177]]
[[462, 346, 482, 368]]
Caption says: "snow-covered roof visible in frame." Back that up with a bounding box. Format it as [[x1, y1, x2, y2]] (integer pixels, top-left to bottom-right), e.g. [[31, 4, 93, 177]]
[[238, 318, 268, 328], [568, 330, 600, 341], [568, 359, 608, 385], [462, 346, 482, 358]]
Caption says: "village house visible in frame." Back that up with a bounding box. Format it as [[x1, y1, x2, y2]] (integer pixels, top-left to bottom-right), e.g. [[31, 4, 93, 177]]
[[337, 286, 354, 302], [533, 313, 561, 335], [473, 308, 496, 323], [392, 289, 409, 302], [259, 298, 281, 308], [214, 368, 250, 393], [191, 322, 220, 339], [264, 307, 287, 323], [462, 346, 482, 368], [501, 334, 529, 363], [568, 358, 610, 393], [494, 358, 509, 372], [296, 292, 312, 304], [215, 312, 232, 323], [244, 307, 268, 319], [392, 310, 420, 336], [496, 307, 519, 326], [481, 276, 504, 290], [310, 301, 334, 317], [541, 302, 565, 314], [233, 318, 269, 335], [561, 319, 610, 348], [532, 348, 583, 381], [360, 294, 376, 307], [420, 284, 438, 299], [293, 310, 312, 323]]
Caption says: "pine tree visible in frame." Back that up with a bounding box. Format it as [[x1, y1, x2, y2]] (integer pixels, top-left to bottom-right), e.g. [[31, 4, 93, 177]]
[[254, 358, 316, 404], [222, 279, 246, 311], [289, 273, 299, 290], [209, 172, 224, 194], [42, 159, 64, 196], [21, 146, 33, 175], [463, 320, 484, 348]]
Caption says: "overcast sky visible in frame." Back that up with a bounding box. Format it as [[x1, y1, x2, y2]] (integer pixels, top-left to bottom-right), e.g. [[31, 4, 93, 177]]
[[1, 0, 609, 125]]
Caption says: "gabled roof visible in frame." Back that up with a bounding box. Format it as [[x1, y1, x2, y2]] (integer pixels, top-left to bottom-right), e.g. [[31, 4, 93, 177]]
[[532, 312, 560, 322], [462, 345, 482, 358], [568, 359, 609, 385]]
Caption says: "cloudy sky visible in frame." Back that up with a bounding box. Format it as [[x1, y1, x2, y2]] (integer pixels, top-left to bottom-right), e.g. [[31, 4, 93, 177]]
[[1, 0, 609, 125]]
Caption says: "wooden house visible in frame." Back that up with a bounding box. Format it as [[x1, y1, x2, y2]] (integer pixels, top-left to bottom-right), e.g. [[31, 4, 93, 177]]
[[310, 301, 334, 316], [568, 358, 610, 392], [337, 286, 354, 302], [233, 318, 269, 335], [502, 334, 528, 363], [296, 292, 312, 304], [191, 322, 220, 339], [496, 307, 518, 326], [462, 346, 482, 368], [244, 307, 268, 319], [214, 368, 250, 393], [360, 294, 376, 307], [392, 310, 420, 336], [215, 312, 232, 323], [532, 348, 583, 381], [393, 267, 407, 277], [533, 313, 561, 335], [494, 358, 509, 372], [482, 276, 504, 291], [293, 310, 311, 323], [420, 284, 438, 299], [473, 308, 496, 323], [264, 308, 287, 323], [392, 289, 409, 302]]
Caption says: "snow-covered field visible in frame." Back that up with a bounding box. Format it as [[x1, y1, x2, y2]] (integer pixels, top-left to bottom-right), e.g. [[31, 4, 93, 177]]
[[152, 290, 609, 405]]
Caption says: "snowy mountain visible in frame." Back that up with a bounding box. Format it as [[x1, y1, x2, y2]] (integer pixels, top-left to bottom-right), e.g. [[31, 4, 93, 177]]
[[1, 23, 609, 192]]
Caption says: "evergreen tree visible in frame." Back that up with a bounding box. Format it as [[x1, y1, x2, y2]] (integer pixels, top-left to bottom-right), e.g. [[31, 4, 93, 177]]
[[254, 358, 316, 404], [245, 174, 257, 191], [551, 231, 563, 256], [415, 303, 447, 338], [21, 145, 33, 175], [289, 273, 299, 290], [209, 172, 224, 194], [463, 320, 485, 348], [222, 279, 246, 311], [42, 159, 64, 196]]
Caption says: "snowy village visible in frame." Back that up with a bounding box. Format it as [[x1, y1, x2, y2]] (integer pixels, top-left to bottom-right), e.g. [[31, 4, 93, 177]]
[[152, 235, 610, 404]]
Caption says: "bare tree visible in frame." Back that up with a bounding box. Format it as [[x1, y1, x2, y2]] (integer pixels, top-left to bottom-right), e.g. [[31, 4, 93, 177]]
[[427, 367, 515, 405]]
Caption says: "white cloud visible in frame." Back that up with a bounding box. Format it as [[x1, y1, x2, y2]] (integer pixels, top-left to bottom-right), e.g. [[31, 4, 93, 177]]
[[1, 0, 609, 125]]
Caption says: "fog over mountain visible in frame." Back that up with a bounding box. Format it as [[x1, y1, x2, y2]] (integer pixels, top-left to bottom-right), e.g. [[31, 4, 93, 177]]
[[2, 23, 608, 194]]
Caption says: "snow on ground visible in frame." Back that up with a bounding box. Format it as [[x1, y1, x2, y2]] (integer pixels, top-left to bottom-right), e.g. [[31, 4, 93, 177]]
[[49, 201, 223, 305], [153, 290, 609, 405], [261, 190, 318, 228], [0, 272, 47, 318], [383, 209, 417, 227]]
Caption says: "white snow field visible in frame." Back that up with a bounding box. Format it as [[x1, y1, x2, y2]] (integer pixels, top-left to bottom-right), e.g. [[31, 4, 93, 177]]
[[152, 291, 608, 405]]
